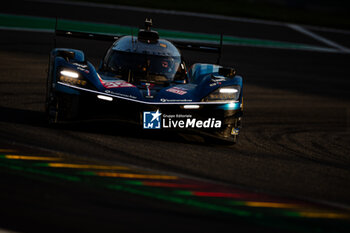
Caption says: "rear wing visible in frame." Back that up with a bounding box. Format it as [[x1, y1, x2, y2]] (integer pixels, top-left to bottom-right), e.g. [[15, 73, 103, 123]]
[[55, 29, 120, 42], [173, 35, 223, 64], [55, 28, 223, 64]]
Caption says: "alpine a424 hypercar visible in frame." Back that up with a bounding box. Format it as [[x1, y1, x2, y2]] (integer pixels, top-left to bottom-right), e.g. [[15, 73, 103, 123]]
[[46, 19, 243, 143]]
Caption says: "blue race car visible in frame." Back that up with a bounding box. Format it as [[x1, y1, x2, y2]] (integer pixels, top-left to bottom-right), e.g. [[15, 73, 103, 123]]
[[46, 19, 243, 143]]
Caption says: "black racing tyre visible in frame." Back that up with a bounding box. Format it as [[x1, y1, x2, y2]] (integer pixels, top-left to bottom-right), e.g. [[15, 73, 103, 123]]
[[231, 116, 242, 144], [222, 116, 242, 144], [47, 93, 79, 124], [46, 89, 59, 124]]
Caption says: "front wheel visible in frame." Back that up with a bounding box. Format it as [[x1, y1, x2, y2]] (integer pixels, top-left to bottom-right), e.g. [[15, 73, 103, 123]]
[[217, 116, 242, 144], [46, 92, 79, 124], [46, 89, 59, 124], [230, 116, 242, 144]]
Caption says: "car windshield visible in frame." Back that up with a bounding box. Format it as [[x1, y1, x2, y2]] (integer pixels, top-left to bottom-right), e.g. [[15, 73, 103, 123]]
[[106, 50, 181, 84]]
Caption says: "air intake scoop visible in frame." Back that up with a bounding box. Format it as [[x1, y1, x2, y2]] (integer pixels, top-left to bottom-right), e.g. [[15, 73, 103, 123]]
[[138, 18, 159, 43]]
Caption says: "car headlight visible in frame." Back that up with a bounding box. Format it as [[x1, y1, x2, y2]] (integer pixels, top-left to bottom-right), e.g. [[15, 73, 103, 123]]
[[59, 69, 87, 86], [60, 70, 79, 78], [202, 85, 241, 102]]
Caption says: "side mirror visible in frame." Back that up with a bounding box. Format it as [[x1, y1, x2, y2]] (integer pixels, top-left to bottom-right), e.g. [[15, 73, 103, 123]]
[[219, 67, 236, 78], [57, 50, 75, 62], [55, 49, 86, 63]]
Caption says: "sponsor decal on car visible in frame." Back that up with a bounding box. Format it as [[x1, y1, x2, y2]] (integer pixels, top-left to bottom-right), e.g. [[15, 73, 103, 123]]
[[102, 80, 135, 89], [73, 63, 90, 73], [166, 87, 187, 95], [104, 90, 137, 99], [77, 67, 90, 74], [143, 110, 221, 129], [160, 98, 192, 102], [211, 75, 226, 82], [73, 63, 88, 68]]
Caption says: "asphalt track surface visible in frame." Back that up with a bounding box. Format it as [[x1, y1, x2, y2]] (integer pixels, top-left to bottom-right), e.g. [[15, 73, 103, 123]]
[[1, 0, 350, 232]]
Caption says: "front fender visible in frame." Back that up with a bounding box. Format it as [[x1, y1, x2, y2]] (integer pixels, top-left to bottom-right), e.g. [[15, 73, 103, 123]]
[[51, 48, 85, 63]]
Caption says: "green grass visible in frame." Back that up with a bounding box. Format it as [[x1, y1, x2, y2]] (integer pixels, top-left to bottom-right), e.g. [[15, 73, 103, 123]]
[[78, 0, 350, 29]]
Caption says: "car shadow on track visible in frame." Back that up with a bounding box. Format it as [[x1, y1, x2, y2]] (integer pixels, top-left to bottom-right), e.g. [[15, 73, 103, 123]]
[[0, 106, 232, 146], [0, 106, 45, 126]]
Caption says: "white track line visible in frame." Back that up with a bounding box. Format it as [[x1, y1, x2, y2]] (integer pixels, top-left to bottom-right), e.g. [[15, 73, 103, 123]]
[[29, 0, 350, 35], [288, 24, 350, 53], [0, 26, 341, 54], [305, 25, 350, 35], [27, 0, 284, 26], [0, 26, 343, 54]]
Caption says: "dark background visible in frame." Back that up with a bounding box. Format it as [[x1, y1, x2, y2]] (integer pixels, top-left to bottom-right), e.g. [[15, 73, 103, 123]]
[[1, 0, 350, 232]]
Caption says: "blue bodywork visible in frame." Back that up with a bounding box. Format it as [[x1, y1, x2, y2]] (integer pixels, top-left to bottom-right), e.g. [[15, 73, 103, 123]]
[[52, 49, 243, 109], [47, 28, 243, 142]]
